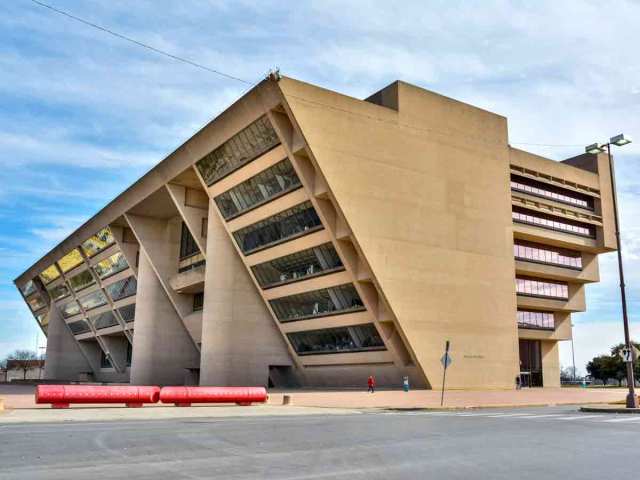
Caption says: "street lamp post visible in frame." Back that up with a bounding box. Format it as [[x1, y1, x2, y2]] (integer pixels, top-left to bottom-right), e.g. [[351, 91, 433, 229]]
[[571, 323, 576, 382], [585, 134, 637, 408]]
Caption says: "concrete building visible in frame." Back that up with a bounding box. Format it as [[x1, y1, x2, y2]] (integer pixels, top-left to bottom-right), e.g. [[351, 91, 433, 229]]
[[14, 76, 617, 389], [2, 359, 45, 382]]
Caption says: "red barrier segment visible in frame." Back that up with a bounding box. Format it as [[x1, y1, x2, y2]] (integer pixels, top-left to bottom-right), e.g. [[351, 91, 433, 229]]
[[35, 385, 161, 409], [159, 386, 268, 407]]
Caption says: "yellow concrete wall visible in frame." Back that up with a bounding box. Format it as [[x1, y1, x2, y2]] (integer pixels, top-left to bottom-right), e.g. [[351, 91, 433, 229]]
[[279, 78, 520, 389], [541, 340, 561, 387]]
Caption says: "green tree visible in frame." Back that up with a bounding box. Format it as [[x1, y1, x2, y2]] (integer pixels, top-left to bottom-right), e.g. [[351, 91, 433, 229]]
[[587, 342, 640, 386]]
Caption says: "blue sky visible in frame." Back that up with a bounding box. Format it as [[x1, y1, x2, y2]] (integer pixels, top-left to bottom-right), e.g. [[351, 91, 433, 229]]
[[1, 0, 640, 373]]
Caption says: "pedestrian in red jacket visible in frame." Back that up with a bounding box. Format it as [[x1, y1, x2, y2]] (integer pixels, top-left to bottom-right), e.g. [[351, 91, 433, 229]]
[[367, 375, 375, 393]]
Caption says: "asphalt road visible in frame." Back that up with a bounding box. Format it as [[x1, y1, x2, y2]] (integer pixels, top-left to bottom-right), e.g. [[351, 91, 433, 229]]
[[1, 406, 639, 479]]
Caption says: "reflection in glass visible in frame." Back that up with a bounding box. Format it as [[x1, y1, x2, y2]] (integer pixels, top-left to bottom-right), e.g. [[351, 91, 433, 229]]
[[517, 310, 555, 330], [27, 294, 47, 312], [78, 289, 108, 311], [35, 311, 49, 327], [68, 319, 91, 335], [39, 264, 60, 284], [20, 280, 37, 297], [81, 227, 115, 257], [94, 252, 128, 279], [233, 201, 322, 254], [215, 159, 301, 219], [58, 249, 84, 273], [515, 276, 568, 299], [106, 276, 137, 302], [512, 207, 595, 238], [511, 174, 594, 210], [47, 283, 70, 301], [196, 115, 280, 186], [287, 324, 385, 355], [514, 240, 582, 269], [118, 303, 136, 323], [68, 270, 95, 292], [90, 311, 119, 330], [61, 300, 81, 318], [270, 283, 365, 322], [252, 243, 344, 288]]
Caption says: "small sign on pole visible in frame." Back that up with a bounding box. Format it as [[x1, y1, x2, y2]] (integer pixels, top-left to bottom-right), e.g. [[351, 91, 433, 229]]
[[619, 345, 639, 363], [440, 340, 451, 406]]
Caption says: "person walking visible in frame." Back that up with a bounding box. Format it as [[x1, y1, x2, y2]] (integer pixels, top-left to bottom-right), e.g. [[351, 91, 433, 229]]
[[367, 375, 375, 393]]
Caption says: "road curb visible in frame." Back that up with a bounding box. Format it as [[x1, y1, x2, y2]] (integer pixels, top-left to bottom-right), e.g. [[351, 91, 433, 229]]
[[580, 405, 640, 414]]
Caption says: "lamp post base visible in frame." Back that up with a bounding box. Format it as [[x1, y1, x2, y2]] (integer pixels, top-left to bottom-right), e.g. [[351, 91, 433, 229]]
[[626, 392, 638, 409]]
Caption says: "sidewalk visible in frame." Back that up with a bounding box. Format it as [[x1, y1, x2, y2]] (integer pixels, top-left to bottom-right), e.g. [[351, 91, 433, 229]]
[[269, 387, 627, 410], [1, 384, 627, 412]]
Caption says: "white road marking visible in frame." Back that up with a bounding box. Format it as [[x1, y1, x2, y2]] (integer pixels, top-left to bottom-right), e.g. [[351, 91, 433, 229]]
[[602, 416, 640, 423]]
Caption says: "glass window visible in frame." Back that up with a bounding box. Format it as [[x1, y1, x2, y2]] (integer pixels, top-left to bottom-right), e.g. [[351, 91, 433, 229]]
[[35, 311, 49, 327], [68, 319, 91, 335], [196, 115, 280, 186], [233, 201, 323, 254], [61, 300, 81, 318], [126, 342, 132, 367], [287, 324, 385, 355], [512, 207, 595, 238], [90, 311, 119, 330], [515, 276, 569, 299], [252, 243, 344, 288], [20, 280, 37, 297], [514, 240, 582, 269], [215, 159, 302, 219], [47, 282, 70, 301], [118, 303, 136, 323], [26, 293, 47, 312], [511, 174, 594, 210], [94, 252, 129, 279], [270, 283, 365, 322], [517, 310, 555, 330], [100, 350, 112, 368], [81, 227, 115, 257], [39, 264, 60, 284], [78, 289, 108, 311], [193, 292, 204, 311], [180, 223, 200, 260], [58, 249, 84, 273], [68, 269, 95, 292], [201, 218, 208, 238], [106, 276, 137, 302]]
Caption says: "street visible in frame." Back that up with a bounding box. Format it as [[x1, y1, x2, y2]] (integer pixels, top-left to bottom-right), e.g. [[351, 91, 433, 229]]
[[1, 406, 639, 479]]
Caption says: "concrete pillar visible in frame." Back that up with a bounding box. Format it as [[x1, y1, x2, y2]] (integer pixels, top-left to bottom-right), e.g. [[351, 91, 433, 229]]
[[43, 307, 92, 381], [129, 252, 200, 385], [542, 341, 561, 388], [199, 202, 292, 386]]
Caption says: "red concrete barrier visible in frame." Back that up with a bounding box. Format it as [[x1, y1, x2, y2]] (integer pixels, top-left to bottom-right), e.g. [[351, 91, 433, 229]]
[[35, 385, 161, 408], [159, 386, 268, 407]]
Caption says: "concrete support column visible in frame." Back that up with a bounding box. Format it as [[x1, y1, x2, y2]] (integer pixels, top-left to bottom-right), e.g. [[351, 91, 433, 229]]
[[199, 202, 292, 386], [542, 340, 561, 388], [43, 307, 92, 381], [129, 252, 200, 385]]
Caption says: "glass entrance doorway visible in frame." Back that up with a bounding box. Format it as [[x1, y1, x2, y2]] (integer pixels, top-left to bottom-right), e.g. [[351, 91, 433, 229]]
[[519, 339, 543, 387]]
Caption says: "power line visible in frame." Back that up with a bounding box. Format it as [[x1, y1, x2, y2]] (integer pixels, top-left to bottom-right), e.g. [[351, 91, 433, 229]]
[[29, 0, 252, 85]]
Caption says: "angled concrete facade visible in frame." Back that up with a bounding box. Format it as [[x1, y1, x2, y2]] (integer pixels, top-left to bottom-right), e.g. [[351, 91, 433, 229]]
[[14, 76, 617, 389]]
